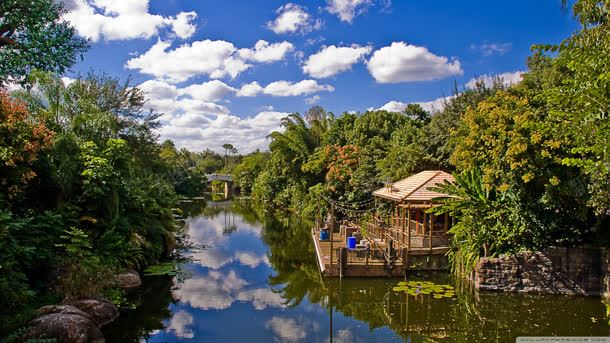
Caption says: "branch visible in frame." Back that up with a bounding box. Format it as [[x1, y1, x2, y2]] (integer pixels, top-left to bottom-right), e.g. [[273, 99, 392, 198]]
[[0, 36, 17, 48]]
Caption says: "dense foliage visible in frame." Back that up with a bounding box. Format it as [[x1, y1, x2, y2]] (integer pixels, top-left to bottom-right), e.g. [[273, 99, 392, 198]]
[[0, 70, 204, 333], [253, 0, 609, 273]]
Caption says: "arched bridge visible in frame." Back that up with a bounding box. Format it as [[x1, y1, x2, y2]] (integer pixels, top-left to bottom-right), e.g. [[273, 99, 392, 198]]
[[205, 174, 233, 182], [205, 174, 234, 198]]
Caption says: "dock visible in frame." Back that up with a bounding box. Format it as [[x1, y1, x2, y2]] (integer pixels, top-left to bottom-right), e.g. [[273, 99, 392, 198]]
[[311, 222, 450, 277], [312, 170, 455, 277]]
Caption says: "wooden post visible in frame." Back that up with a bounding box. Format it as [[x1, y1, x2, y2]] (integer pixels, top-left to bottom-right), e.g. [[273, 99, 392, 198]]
[[400, 248, 409, 275], [444, 213, 449, 232], [401, 206, 406, 245], [407, 204, 411, 249], [429, 212, 433, 252], [365, 247, 369, 268], [330, 204, 335, 267], [422, 211, 427, 248], [339, 247, 347, 278]]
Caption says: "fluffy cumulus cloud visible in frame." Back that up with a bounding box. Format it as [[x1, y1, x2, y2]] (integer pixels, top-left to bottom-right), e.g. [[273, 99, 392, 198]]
[[233, 251, 270, 268], [172, 270, 287, 311], [267, 3, 321, 34], [326, 0, 373, 23], [126, 39, 294, 83], [378, 100, 408, 112], [303, 44, 372, 78], [238, 40, 295, 63], [367, 42, 463, 83], [180, 80, 237, 102], [377, 95, 454, 113], [466, 71, 525, 89], [62, 0, 197, 41], [136, 77, 335, 152], [159, 111, 289, 153], [265, 317, 307, 342], [236, 288, 286, 310], [173, 270, 248, 310], [238, 80, 334, 97], [167, 311, 194, 339], [236, 81, 264, 97]]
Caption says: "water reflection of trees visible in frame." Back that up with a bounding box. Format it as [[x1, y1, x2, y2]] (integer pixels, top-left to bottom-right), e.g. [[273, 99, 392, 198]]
[[259, 202, 608, 341], [260, 214, 326, 307], [102, 276, 176, 342]]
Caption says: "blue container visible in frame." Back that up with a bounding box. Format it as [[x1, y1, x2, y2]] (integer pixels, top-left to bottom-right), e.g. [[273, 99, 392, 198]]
[[320, 229, 329, 241], [347, 236, 357, 249]]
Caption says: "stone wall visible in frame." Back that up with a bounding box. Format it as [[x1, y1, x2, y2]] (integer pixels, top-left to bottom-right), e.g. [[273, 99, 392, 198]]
[[474, 246, 607, 296]]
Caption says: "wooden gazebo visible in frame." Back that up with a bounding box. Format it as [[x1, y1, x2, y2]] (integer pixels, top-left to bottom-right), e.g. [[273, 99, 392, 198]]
[[372, 170, 455, 252]]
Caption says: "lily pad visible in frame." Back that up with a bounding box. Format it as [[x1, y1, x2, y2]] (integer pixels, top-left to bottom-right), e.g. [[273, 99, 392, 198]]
[[392, 280, 456, 298]]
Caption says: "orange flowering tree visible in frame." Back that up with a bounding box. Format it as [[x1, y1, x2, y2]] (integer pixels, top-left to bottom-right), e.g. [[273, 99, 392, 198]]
[[0, 91, 53, 200]]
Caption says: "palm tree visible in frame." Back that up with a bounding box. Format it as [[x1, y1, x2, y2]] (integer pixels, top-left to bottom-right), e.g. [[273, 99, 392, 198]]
[[268, 113, 318, 172]]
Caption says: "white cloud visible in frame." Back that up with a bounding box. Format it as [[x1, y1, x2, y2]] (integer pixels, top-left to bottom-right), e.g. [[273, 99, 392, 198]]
[[190, 249, 233, 269], [62, 0, 197, 41], [378, 100, 407, 113], [167, 311, 194, 339], [159, 111, 289, 153], [265, 317, 307, 342], [263, 80, 334, 97], [326, 0, 372, 23], [305, 95, 320, 104], [181, 80, 236, 102], [237, 80, 334, 97], [126, 40, 250, 83], [233, 252, 270, 268], [367, 42, 463, 83], [471, 42, 512, 57], [417, 96, 454, 112], [466, 71, 525, 89], [303, 45, 372, 78], [236, 81, 264, 97], [236, 288, 286, 310], [238, 40, 295, 63], [377, 95, 454, 113], [267, 3, 321, 34], [171, 12, 199, 39], [172, 270, 248, 310], [126, 39, 294, 83], [137, 78, 332, 153]]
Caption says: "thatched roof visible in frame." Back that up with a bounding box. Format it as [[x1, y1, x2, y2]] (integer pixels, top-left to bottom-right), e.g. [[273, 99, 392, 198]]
[[372, 170, 454, 203]]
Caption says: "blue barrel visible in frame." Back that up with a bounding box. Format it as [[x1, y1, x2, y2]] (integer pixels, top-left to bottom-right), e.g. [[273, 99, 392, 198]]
[[320, 229, 329, 241], [347, 236, 357, 249]]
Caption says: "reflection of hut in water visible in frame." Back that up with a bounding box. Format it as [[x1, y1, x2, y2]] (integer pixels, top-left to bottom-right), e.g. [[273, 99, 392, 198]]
[[312, 170, 455, 277]]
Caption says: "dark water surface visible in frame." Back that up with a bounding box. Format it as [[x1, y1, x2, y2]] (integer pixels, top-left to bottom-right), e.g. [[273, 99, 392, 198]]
[[103, 199, 609, 342]]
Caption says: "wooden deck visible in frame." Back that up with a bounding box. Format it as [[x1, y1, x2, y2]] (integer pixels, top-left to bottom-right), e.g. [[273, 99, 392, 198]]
[[312, 225, 449, 277]]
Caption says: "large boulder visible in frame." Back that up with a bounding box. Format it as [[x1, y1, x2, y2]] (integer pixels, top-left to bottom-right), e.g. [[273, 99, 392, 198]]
[[23, 306, 104, 343], [68, 298, 119, 327], [116, 270, 142, 290]]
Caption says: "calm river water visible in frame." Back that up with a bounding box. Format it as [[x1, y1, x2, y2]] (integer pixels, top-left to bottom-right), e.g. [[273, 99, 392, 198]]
[[103, 199, 609, 342]]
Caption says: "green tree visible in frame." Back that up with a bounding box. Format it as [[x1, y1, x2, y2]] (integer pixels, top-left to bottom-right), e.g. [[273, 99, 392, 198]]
[[0, 0, 88, 84]]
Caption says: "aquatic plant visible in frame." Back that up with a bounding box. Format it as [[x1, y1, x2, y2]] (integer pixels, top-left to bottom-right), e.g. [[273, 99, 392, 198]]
[[392, 280, 455, 299]]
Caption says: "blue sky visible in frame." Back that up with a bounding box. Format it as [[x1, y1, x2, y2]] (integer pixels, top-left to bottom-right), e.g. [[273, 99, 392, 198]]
[[61, 0, 578, 152]]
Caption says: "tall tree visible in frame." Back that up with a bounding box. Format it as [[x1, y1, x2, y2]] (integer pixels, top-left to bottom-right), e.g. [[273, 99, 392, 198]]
[[0, 0, 88, 84]]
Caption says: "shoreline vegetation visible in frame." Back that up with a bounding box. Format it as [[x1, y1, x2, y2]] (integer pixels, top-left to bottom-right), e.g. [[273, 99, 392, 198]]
[[0, 0, 609, 341]]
